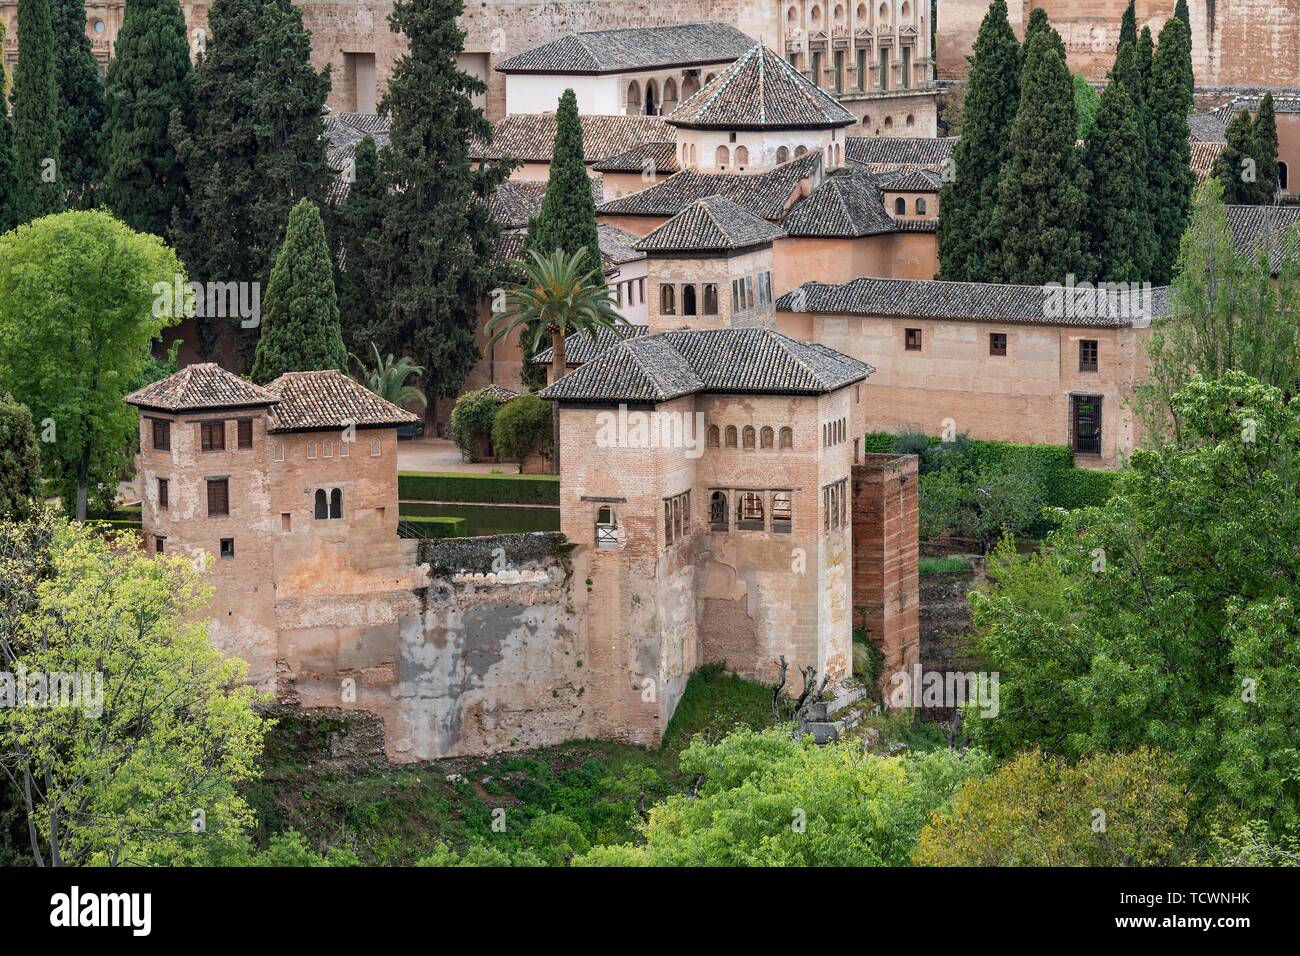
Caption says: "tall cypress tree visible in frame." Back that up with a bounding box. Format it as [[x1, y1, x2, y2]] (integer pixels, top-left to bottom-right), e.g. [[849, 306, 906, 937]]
[[1251, 92, 1280, 202], [0, 22, 17, 233], [333, 134, 386, 357], [1213, 109, 1259, 204], [374, 0, 516, 402], [1149, 15, 1194, 284], [1136, 26, 1155, 103], [177, 0, 330, 362], [996, 31, 1092, 285], [524, 89, 602, 275], [1118, 1, 1137, 52], [53, 0, 105, 209], [1023, 7, 1065, 62], [937, 0, 1021, 282], [102, 0, 191, 238], [250, 199, 348, 384], [1084, 82, 1148, 281], [11, 0, 63, 222], [1173, 1, 1195, 99]]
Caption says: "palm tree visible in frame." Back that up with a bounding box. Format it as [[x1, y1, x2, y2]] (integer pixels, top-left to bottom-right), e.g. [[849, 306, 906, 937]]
[[485, 247, 626, 388], [351, 343, 428, 412]]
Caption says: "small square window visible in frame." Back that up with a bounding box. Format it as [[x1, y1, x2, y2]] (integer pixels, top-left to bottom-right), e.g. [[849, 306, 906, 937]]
[[990, 333, 1007, 356], [154, 535, 166, 555], [904, 328, 922, 351], [152, 419, 171, 451], [201, 420, 225, 452], [219, 538, 235, 559], [1079, 340, 1099, 372]]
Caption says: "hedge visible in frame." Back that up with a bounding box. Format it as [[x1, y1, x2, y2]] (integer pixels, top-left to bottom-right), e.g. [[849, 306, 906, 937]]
[[398, 471, 560, 506], [397, 515, 467, 539]]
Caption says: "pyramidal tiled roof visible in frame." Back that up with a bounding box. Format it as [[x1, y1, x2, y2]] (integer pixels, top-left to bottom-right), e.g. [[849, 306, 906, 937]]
[[471, 113, 672, 164], [782, 169, 898, 238], [124, 363, 279, 413], [635, 196, 785, 253], [539, 327, 873, 403], [668, 45, 856, 131], [532, 324, 650, 366], [879, 168, 943, 192], [592, 140, 680, 174], [495, 22, 755, 75], [844, 136, 957, 168], [263, 370, 420, 433]]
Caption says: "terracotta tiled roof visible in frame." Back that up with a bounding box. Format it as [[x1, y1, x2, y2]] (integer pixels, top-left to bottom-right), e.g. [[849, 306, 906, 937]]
[[1187, 111, 1229, 143], [597, 149, 822, 219], [781, 170, 898, 238], [1189, 140, 1226, 183], [495, 22, 754, 75], [540, 327, 873, 402], [597, 223, 647, 264], [879, 168, 943, 192], [635, 196, 785, 253], [471, 114, 672, 164], [592, 141, 680, 174], [124, 363, 279, 413], [324, 113, 392, 204], [668, 45, 856, 130], [465, 383, 522, 404], [777, 278, 1172, 328], [532, 324, 649, 366], [1209, 93, 1300, 119], [263, 370, 419, 433], [1226, 204, 1300, 275], [489, 180, 545, 229], [845, 136, 956, 168]]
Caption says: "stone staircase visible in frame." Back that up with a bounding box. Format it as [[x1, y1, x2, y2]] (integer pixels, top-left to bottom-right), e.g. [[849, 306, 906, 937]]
[[800, 683, 871, 744]]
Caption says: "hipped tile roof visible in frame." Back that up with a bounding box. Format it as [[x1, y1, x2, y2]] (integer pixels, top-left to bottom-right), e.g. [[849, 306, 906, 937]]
[[263, 370, 420, 433], [635, 196, 785, 252], [471, 114, 672, 164], [496, 22, 755, 75], [123, 363, 279, 413]]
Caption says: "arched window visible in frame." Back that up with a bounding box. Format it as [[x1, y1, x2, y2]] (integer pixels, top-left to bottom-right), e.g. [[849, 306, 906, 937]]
[[703, 283, 719, 315], [760, 426, 774, 449], [743, 426, 756, 449], [735, 145, 749, 169], [330, 488, 342, 519], [863, 114, 872, 128], [707, 425, 720, 448], [705, 72, 717, 83], [776, 145, 789, 163], [682, 74, 700, 98], [370, 438, 381, 457], [1280, 161, 1290, 190], [314, 489, 328, 519], [895, 197, 907, 215], [901, 1, 910, 16], [716, 145, 730, 169], [823, 423, 829, 446], [787, 5, 799, 26], [878, 2, 889, 21], [626, 80, 641, 115], [795, 145, 807, 157], [916, 198, 928, 215], [682, 284, 698, 316], [661, 284, 676, 315], [737, 492, 765, 530], [662, 78, 678, 114], [856, 3, 867, 20], [906, 113, 915, 128], [645, 80, 658, 116], [315, 488, 342, 519], [779, 426, 793, 449], [689, 144, 697, 166], [725, 425, 738, 448], [307, 441, 318, 459], [834, 4, 845, 26], [810, 4, 822, 27], [709, 491, 728, 530], [596, 505, 618, 548]]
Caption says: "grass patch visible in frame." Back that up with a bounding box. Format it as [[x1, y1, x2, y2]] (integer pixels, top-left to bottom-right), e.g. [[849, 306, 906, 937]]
[[399, 502, 559, 536], [661, 661, 774, 753], [920, 556, 973, 574]]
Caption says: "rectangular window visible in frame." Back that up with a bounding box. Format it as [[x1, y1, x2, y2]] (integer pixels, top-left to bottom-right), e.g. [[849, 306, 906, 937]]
[[745, 276, 755, 310], [1079, 340, 1099, 372], [157, 477, 169, 510], [152, 419, 171, 451], [731, 279, 740, 312], [834, 50, 844, 94], [811, 50, 823, 88], [823, 478, 848, 531], [772, 491, 792, 533], [856, 47, 867, 91], [154, 535, 165, 555], [201, 420, 225, 452], [281, 513, 292, 533], [879, 46, 889, 90], [905, 328, 922, 351], [664, 490, 690, 547], [1072, 395, 1103, 456], [237, 418, 253, 448], [207, 478, 229, 517], [901, 46, 912, 89], [220, 538, 235, 559], [990, 332, 1007, 356]]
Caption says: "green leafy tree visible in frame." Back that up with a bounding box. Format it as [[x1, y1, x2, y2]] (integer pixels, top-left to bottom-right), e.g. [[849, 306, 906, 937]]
[[102, 0, 191, 238], [492, 394, 554, 469], [1250, 92, 1281, 202], [937, 0, 1021, 282], [915, 749, 1200, 866], [0, 392, 42, 520], [374, 0, 516, 403], [250, 198, 348, 384], [1072, 73, 1100, 139], [351, 343, 427, 412], [1136, 178, 1300, 445], [333, 134, 385, 357], [448, 389, 502, 463], [0, 22, 17, 233], [177, 0, 330, 363], [919, 462, 1046, 553], [996, 31, 1092, 284], [11, 0, 64, 222], [1148, 14, 1194, 284], [0, 514, 267, 866], [0, 210, 183, 519], [574, 728, 990, 867], [1084, 81, 1149, 281], [967, 373, 1300, 834], [486, 247, 624, 387], [53, 0, 106, 209], [1213, 108, 1261, 204]]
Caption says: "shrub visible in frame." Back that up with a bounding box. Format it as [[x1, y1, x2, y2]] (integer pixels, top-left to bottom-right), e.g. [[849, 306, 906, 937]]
[[448, 390, 502, 463], [0, 392, 41, 520], [492, 394, 553, 465], [398, 471, 560, 506]]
